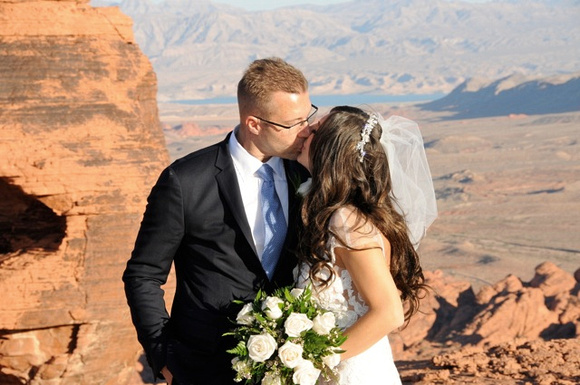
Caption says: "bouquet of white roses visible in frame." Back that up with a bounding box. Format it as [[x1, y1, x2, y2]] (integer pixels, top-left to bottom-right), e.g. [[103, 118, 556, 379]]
[[225, 286, 346, 385]]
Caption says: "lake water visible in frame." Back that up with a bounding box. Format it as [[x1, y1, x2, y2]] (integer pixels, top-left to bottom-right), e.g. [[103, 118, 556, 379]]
[[173, 93, 445, 106]]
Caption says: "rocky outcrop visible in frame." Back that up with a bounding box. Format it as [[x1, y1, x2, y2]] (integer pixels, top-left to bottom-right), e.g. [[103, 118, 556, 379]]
[[392, 262, 580, 383], [401, 338, 580, 385], [0, 1, 168, 384]]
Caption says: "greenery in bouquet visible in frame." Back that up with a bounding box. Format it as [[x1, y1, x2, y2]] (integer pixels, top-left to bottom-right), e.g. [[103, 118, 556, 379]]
[[225, 285, 346, 385]]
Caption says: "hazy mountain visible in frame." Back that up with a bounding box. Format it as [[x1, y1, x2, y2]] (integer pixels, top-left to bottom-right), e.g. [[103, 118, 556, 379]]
[[93, 0, 580, 102], [418, 72, 580, 118]]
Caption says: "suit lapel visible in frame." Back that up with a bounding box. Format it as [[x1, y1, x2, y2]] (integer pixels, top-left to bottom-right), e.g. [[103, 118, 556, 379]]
[[215, 134, 258, 256], [270, 160, 310, 285], [284, 159, 305, 228], [215, 136, 309, 284]]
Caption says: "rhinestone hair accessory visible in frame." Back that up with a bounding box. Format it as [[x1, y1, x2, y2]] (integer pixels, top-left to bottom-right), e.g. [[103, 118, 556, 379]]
[[355, 113, 379, 162]]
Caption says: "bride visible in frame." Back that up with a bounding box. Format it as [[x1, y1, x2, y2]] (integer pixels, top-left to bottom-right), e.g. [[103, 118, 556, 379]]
[[295, 106, 437, 384]]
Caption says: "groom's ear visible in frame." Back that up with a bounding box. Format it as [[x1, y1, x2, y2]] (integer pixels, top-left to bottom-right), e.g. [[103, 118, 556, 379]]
[[246, 116, 261, 135]]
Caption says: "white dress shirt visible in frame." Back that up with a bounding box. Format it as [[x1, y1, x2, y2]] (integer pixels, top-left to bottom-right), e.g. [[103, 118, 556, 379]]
[[228, 128, 289, 261]]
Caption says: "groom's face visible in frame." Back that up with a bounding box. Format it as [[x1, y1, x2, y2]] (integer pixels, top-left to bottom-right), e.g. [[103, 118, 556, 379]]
[[255, 91, 314, 160], [297, 115, 327, 172]]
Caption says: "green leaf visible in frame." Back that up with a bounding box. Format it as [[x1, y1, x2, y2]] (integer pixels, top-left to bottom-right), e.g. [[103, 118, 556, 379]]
[[254, 312, 266, 323], [226, 341, 247, 356], [283, 288, 295, 303]]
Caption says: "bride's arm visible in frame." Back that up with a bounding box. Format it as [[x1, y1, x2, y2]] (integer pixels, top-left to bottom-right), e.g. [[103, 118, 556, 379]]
[[334, 242, 405, 361]]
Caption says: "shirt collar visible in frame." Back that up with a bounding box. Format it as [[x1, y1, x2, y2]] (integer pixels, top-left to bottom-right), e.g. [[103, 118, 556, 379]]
[[229, 127, 285, 178]]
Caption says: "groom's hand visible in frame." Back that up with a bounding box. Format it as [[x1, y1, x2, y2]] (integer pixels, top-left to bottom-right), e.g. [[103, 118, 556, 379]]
[[161, 366, 173, 385]]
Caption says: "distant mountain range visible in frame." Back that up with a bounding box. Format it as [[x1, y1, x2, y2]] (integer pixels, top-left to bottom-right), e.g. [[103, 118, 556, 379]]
[[93, 0, 580, 102], [418, 72, 580, 118]]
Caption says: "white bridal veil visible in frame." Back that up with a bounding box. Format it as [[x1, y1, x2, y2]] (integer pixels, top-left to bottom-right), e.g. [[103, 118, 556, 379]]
[[378, 114, 438, 249]]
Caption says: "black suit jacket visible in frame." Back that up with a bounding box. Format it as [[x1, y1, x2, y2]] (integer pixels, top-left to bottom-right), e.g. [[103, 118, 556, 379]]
[[123, 133, 308, 383]]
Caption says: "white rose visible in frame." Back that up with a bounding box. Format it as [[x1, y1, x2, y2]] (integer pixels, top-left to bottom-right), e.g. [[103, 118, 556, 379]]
[[312, 312, 336, 335], [322, 353, 341, 368], [277, 341, 304, 369], [262, 296, 284, 320], [236, 303, 255, 325], [292, 359, 321, 385], [284, 313, 314, 337], [290, 288, 304, 298], [247, 333, 277, 362], [262, 371, 282, 385]]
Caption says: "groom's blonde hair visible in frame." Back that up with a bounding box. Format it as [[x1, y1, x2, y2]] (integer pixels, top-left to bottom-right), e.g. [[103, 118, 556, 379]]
[[237, 57, 308, 116]]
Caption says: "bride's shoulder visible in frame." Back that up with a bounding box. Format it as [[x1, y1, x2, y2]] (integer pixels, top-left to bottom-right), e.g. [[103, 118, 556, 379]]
[[329, 206, 380, 241], [329, 205, 360, 228]]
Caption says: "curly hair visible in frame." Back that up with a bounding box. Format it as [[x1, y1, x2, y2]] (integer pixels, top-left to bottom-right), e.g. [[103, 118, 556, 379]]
[[297, 106, 428, 322]]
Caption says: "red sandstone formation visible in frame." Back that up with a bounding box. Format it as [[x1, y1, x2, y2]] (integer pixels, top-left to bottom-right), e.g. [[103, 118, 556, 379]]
[[426, 338, 580, 384], [0, 1, 168, 384], [392, 262, 580, 383]]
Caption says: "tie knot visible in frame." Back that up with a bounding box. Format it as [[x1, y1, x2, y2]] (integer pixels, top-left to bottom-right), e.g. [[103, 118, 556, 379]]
[[257, 164, 275, 182]]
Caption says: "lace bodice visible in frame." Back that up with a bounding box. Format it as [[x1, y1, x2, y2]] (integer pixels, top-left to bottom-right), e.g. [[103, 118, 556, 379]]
[[295, 206, 385, 328]]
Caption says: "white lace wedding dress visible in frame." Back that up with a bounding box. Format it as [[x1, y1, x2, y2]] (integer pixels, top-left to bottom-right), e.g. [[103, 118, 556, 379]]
[[295, 206, 402, 385]]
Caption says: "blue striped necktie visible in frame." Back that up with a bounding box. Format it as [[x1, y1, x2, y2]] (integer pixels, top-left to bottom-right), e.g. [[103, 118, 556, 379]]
[[257, 164, 287, 280]]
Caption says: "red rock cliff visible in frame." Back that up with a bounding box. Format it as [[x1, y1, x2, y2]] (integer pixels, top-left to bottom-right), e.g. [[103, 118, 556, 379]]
[[0, 0, 169, 384]]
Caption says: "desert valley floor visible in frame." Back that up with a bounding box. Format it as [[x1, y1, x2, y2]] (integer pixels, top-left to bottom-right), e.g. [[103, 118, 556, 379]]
[[160, 102, 580, 290]]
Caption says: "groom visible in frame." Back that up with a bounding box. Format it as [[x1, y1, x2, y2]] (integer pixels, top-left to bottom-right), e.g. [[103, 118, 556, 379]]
[[123, 57, 314, 384]]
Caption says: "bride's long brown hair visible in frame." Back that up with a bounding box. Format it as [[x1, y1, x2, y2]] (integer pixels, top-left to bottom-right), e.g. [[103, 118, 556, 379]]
[[297, 106, 428, 322]]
